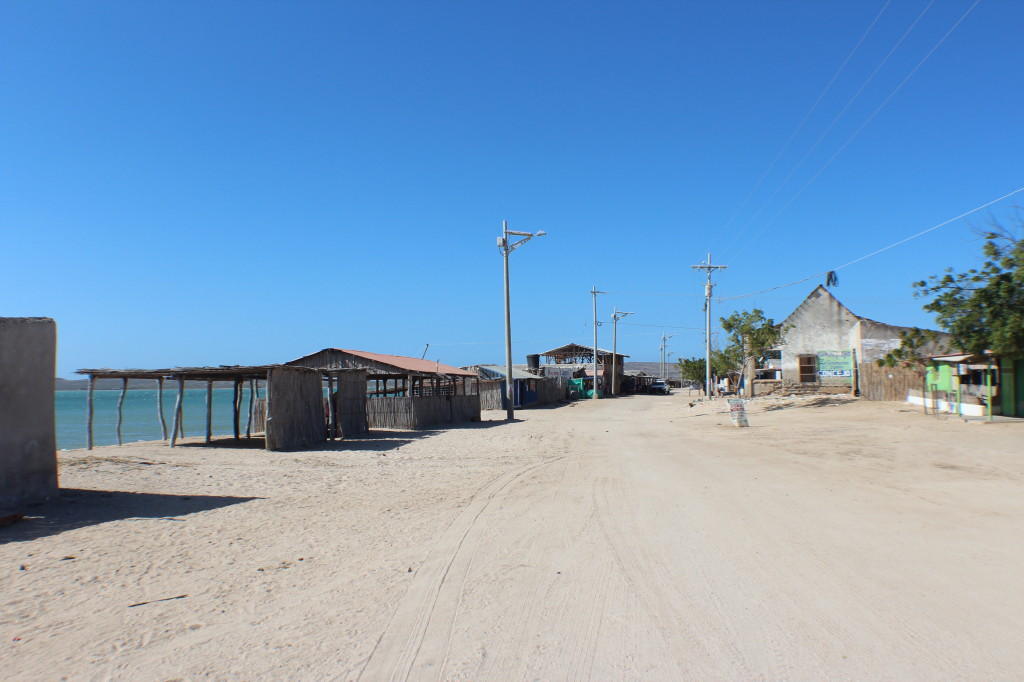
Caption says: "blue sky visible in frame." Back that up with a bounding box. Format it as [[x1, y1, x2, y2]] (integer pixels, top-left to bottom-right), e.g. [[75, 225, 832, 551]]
[[3, 1, 1022, 377]]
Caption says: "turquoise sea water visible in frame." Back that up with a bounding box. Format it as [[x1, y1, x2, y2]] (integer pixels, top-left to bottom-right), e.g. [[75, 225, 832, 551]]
[[56, 388, 265, 450]]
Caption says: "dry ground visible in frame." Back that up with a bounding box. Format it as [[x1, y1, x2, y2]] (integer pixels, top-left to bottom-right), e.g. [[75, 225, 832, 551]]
[[2, 394, 1023, 680]]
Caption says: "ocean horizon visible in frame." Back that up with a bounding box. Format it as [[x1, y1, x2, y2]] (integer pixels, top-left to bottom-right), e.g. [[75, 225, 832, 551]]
[[56, 388, 265, 450]]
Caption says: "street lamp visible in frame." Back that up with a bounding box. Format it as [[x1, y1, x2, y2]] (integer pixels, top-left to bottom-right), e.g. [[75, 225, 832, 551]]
[[499, 220, 546, 422], [660, 333, 675, 380], [610, 308, 634, 396]]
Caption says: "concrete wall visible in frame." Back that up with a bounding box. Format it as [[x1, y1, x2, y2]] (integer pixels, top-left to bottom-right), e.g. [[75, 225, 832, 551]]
[[0, 317, 58, 509], [779, 287, 859, 390]]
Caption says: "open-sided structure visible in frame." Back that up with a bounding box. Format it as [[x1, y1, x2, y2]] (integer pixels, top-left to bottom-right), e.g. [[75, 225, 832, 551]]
[[287, 349, 481, 429], [75, 365, 335, 451], [538, 343, 628, 394]]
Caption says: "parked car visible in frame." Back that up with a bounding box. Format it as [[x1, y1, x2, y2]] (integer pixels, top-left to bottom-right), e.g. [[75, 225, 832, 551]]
[[650, 380, 670, 395]]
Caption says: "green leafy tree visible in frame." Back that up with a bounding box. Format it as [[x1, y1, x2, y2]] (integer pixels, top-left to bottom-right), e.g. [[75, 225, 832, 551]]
[[676, 357, 707, 385], [676, 351, 741, 395], [915, 227, 1024, 356], [719, 308, 786, 395]]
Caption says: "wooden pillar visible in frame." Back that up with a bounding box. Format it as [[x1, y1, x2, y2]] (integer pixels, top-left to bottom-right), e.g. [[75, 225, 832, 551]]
[[205, 380, 213, 444], [327, 374, 336, 439], [246, 378, 255, 439], [233, 380, 241, 439], [86, 375, 95, 450], [157, 377, 168, 440], [116, 377, 128, 446], [171, 378, 185, 447]]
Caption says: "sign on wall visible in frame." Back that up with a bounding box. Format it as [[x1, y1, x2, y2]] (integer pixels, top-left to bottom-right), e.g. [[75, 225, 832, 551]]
[[816, 351, 853, 379]]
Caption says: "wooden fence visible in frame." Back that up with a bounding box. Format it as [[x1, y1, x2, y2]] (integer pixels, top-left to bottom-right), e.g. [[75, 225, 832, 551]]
[[857, 363, 921, 402], [265, 366, 326, 451], [536, 377, 568, 404], [479, 379, 503, 410], [366, 394, 481, 430], [333, 369, 368, 436]]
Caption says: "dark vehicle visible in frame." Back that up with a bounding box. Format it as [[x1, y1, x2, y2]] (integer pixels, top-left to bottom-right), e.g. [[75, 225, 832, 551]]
[[650, 380, 670, 395]]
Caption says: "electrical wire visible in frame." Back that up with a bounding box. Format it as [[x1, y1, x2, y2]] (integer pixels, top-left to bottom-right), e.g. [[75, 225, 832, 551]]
[[599, 291, 703, 297], [719, 184, 1024, 301], [728, 0, 983, 262], [706, 0, 893, 255]]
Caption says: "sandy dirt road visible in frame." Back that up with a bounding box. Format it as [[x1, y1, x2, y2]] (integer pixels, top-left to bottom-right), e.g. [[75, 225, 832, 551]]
[[4, 394, 1024, 679]]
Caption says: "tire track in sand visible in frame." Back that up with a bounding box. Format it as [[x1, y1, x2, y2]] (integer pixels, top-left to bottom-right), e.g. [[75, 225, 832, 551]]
[[357, 455, 565, 682]]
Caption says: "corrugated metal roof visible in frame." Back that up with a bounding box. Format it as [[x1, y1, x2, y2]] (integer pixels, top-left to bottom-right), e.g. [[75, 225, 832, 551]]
[[539, 342, 628, 358], [474, 365, 540, 380], [310, 349, 476, 377]]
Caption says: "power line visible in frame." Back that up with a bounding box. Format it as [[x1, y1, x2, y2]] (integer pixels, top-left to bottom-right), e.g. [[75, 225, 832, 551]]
[[600, 291, 703, 297], [707, 0, 893, 254], [719, 184, 1024, 301], [718, 1, 935, 260], [619, 322, 706, 330], [728, 0, 983, 263]]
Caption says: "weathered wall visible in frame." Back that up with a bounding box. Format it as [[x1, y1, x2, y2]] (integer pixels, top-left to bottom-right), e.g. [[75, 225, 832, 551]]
[[0, 317, 58, 509], [779, 287, 859, 389], [265, 366, 325, 451], [334, 369, 368, 437]]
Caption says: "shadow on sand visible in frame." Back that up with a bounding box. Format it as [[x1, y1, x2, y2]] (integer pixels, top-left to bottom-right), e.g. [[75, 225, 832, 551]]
[[1, 488, 262, 544], [176, 419, 511, 453]]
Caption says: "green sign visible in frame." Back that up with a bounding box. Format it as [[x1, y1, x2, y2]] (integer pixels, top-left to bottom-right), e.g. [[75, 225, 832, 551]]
[[817, 351, 852, 379]]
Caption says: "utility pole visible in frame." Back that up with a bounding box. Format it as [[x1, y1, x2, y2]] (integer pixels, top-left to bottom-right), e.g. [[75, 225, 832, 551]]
[[659, 332, 675, 380], [499, 221, 546, 421], [691, 253, 727, 399], [611, 308, 634, 397], [591, 286, 605, 399]]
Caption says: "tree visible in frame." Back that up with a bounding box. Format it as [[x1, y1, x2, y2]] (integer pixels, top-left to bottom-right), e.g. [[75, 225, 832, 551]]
[[719, 308, 786, 396], [876, 327, 945, 414], [676, 351, 741, 394], [676, 357, 707, 385], [915, 227, 1024, 356]]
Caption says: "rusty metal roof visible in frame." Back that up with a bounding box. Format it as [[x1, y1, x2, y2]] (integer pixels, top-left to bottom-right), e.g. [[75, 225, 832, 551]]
[[319, 349, 476, 377]]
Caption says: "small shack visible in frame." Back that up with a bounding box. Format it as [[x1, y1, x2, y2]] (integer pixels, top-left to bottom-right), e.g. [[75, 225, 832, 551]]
[[465, 365, 566, 409], [916, 352, 1004, 418], [539, 343, 628, 395], [75, 365, 331, 451], [287, 349, 481, 430]]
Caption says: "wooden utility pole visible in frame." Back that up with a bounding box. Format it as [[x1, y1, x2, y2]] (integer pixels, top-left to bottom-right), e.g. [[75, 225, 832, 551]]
[[691, 254, 727, 398]]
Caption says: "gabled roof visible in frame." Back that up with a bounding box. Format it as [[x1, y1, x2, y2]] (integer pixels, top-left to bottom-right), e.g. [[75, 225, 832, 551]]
[[781, 285, 860, 327], [289, 348, 476, 377], [540, 342, 628, 359]]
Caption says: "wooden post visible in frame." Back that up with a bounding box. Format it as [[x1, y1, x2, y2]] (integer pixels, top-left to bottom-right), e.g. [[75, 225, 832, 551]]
[[327, 374, 336, 439], [171, 378, 185, 447], [157, 377, 168, 440], [116, 377, 128, 446], [205, 380, 213, 444], [86, 375, 95, 450], [246, 378, 255, 439], [233, 380, 241, 439]]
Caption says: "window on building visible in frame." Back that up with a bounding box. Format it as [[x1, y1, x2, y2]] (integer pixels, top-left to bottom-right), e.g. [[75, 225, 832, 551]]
[[798, 355, 817, 383]]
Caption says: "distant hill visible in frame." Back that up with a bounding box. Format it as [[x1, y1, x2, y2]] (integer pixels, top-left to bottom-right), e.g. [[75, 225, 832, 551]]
[[624, 362, 683, 381]]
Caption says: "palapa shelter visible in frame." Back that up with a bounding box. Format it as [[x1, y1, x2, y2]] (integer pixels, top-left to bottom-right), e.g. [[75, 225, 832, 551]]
[[287, 349, 481, 429], [75, 364, 343, 451], [539, 343, 629, 394]]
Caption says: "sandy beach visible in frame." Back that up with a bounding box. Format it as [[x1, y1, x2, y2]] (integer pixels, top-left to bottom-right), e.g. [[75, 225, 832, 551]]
[[3, 393, 1024, 680]]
